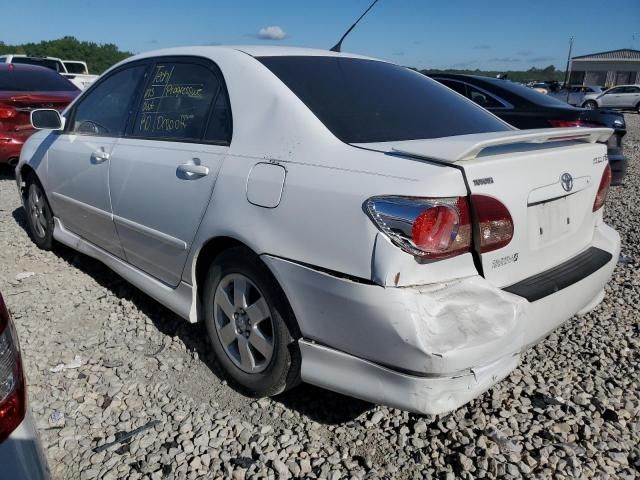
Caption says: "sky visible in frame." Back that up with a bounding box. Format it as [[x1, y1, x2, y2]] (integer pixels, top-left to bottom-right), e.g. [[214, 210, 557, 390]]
[[2, 0, 639, 71]]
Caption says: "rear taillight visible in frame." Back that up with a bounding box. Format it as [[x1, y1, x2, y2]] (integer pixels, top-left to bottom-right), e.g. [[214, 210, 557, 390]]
[[365, 196, 472, 259], [471, 195, 514, 253], [0, 106, 17, 120], [0, 293, 25, 443], [548, 120, 598, 128], [593, 163, 612, 212]]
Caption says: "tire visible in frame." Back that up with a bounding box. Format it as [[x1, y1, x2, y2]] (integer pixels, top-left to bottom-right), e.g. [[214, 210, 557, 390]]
[[203, 247, 301, 397], [24, 175, 54, 250], [583, 100, 597, 110]]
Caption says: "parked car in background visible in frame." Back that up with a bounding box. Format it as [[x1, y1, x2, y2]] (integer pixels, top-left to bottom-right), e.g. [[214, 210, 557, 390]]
[[16, 46, 619, 415], [0, 292, 50, 479], [529, 82, 550, 94], [431, 74, 629, 184], [582, 85, 640, 112], [549, 85, 603, 106], [0, 64, 79, 166], [0, 54, 98, 90]]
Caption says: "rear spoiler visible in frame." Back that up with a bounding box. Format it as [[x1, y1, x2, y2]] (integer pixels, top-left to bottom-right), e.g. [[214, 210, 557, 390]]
[[391, 127, 613, 163]]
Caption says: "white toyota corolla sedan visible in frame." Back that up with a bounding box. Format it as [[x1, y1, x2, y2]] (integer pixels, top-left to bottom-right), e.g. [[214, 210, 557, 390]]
[[16, 46, 619, 415]]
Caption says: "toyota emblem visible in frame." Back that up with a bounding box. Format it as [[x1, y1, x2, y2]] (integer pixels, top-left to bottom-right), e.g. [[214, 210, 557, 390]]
[[560, 173, 573, 192]]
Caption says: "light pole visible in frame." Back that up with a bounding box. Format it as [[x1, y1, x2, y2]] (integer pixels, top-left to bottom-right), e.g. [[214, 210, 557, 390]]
[[563, 36, 574, 103], [563, 36, 574, 87]]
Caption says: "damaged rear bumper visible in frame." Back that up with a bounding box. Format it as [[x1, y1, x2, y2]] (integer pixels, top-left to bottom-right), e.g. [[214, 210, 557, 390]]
[[261, 223, 619, 415], [300, 341, 519, 415]]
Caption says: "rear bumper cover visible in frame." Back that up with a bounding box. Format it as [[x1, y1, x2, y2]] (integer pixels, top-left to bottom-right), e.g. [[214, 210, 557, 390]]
[[263, 223, 620, 415], [0, 134, 25, 163]]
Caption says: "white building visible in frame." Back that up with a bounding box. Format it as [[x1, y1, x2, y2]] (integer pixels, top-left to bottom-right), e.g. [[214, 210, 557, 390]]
[[569, 49, 640, 87]]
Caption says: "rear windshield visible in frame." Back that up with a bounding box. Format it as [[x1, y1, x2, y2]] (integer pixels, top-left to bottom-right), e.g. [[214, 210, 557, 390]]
[[0, 68, 79, 92], [11, 57, 64, 72], [258, 56, 511, 143]]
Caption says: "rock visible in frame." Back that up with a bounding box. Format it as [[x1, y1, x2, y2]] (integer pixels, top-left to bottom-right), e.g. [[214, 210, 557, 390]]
[[48, 410, 65, 428], [370, 411, 384, 424]]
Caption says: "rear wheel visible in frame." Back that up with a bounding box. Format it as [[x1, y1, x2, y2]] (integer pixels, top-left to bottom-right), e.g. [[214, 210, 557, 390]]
[[203, 248, 301, 397], [583, 100, 597, 110], [25, 176, 54, 250]]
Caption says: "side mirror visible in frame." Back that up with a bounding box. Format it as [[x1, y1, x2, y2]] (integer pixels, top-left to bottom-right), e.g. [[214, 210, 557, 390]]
[[31, 109, 64, 130]]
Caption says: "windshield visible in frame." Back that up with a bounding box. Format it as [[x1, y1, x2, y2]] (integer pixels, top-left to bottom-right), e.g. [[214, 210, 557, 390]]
[[0, 68, 79, 92], [64, 62, 87, 74], [258, 56, 511, 144]]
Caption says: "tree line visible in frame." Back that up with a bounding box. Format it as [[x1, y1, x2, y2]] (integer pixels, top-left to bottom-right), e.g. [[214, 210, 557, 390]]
[[0, 36, 565, 83], [419, 65, 565, 83], [0, 36, 132, 74]]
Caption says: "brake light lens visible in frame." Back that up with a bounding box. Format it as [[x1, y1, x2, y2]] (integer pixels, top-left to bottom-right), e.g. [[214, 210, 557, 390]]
[[593, 163, 612, 212], [365, 196, 472, 259], [548, 120, 598, 128], [0, 106, 17, 120], [471, 195, 514, 253], [0, 293, 25, 443]]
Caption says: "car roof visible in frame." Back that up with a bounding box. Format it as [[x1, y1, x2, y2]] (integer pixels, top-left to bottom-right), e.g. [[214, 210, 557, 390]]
[[127, 45, 381, 63], [0, 54, 62, 60]]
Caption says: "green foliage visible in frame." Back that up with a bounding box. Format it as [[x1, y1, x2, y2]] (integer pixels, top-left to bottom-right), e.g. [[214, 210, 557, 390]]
[[0, 37, 132, 74], [419, 65, 565, 83]]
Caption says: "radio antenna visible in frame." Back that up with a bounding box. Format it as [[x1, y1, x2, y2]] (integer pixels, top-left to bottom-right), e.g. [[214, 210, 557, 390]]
[[330, 0, 381, 53]]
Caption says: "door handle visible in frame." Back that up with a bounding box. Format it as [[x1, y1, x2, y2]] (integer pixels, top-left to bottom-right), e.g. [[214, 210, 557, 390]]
[[177, 164, 209, 177], [92, 150, 110, 163]]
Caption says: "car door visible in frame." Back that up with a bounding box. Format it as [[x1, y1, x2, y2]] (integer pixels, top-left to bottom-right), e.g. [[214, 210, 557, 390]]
[[108, 58, 231, 286], [599, 87, 623, 107], [618, 86, 640, 108], [46, 63, 148, 257]]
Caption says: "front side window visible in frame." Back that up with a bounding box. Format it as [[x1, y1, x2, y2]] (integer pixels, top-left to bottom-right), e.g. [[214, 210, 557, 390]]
[[132, 62, 221, 141], [71, 65, 146, 136], [259, 56, 510, 143], [437, 79, 467, 96], [606, 87, 622, 95]]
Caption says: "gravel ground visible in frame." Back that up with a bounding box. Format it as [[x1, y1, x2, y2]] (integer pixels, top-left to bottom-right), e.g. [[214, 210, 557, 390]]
[[1, 115, 639, 480]]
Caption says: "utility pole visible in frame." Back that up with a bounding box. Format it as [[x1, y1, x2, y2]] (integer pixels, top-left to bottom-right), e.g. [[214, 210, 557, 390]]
[[563, 36, 574, 87]]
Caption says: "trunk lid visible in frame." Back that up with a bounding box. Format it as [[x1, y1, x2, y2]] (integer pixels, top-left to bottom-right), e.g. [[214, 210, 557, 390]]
[[357, 127, 613, 288], [0, 91, 75, 132]]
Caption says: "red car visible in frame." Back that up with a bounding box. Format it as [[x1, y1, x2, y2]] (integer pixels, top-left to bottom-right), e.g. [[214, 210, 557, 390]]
[[0, 64, 79, 167]]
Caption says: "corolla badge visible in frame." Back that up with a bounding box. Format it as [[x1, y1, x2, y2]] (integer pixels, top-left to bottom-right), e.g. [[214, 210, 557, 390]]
[[560, 172, 573, 192]]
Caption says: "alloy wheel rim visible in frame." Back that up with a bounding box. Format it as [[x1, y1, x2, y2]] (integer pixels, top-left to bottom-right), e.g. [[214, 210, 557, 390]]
[[28, 184, 47, 238], [213, 273, 274, 374]]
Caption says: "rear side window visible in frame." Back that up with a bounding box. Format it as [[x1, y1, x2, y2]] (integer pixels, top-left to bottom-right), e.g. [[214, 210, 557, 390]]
[[258, 56, 510, 143], [71, 65, 146, 136], [132, 62, 222, 141], [0, 67, 78, 92], [467, 85, 504, 108], [204, 87, 232, 144], [11, 57, 63, 72]]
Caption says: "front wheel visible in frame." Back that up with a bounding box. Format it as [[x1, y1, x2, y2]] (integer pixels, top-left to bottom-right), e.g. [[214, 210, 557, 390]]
[[583, 100, 597, 110], [25, 177, 54, 250], [203, 248, 301, 397]]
